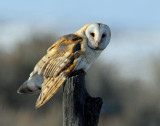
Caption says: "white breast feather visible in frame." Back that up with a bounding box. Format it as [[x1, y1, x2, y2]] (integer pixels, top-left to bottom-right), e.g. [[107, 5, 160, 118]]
[[74, 44, 102, 72]]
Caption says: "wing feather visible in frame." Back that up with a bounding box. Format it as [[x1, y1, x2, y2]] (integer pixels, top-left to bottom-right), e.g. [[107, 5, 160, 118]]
[[38, 57, 52, 75], [32, 34, 83, 108], [36, 57, 78, 108]]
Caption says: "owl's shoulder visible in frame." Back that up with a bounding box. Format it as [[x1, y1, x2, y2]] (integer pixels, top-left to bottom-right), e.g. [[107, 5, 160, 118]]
[[47, 34, 83, 53], [61, 34, 82, 42]]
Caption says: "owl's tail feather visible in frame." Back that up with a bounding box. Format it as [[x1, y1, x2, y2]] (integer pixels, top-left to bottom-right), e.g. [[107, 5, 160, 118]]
[[17, 74, 44, 94]]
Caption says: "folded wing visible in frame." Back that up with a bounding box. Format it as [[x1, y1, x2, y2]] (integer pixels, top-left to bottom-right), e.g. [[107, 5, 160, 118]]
[[34, 34, 82, 108]]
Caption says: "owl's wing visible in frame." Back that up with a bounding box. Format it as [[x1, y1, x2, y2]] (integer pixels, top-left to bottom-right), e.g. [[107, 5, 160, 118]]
[[34, 34, 83, 108]]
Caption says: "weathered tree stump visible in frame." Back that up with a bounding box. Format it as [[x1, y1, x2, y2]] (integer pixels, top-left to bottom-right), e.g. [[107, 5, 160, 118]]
[[63, 72, 103, 126]]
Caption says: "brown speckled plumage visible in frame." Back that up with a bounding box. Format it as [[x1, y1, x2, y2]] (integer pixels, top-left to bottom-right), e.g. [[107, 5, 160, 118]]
[[17, 23, 111, 108]]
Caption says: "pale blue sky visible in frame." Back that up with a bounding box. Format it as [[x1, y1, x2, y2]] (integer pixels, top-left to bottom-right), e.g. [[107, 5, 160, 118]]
[[0, 0, 160, 29]]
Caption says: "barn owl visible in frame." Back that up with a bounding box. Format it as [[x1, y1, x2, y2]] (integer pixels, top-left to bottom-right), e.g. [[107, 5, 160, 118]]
[[17, 23, 111, 108]]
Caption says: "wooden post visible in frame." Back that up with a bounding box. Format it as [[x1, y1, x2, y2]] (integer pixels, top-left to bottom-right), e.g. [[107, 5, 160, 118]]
[[63, 72, 103, 126]]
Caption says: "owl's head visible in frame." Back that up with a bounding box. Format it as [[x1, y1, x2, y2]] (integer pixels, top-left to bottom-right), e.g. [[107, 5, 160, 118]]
[[84, 23, 111, 50]]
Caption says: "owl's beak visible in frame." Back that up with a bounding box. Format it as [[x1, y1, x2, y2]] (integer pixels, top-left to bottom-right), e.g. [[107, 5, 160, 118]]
[[95, 41, 100, 47]]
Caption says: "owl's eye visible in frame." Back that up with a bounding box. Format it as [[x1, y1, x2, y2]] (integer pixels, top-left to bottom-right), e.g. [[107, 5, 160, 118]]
[[90, 32, 95, 37], [102, 34, 106, 38]]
